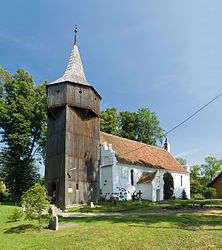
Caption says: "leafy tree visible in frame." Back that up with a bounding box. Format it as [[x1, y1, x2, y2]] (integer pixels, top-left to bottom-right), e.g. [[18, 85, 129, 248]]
[[201, 156, 222, 184], [190, 165, 201, 180], [21, 183, 51, 227], [119, 111, 138, 140], [0, 68, 47, 200], [176, 158, 187, 166], [100, 107, 119, 135], [137, 108, 165, 146], [100, 107, 165, 146], [163, 172, 174, 199]]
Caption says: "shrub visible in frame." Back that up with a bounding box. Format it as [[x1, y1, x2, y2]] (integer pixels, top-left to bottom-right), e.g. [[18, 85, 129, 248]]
[[163, 172, 174, 199], [0, 189, 11, 202], [94, 199, 99, 205], [181, 189, 188, 200], [193, 193, 205, 200], [21, 183, 51, 227], [203, 187, 216, 199], [8, 208, 23, 221]]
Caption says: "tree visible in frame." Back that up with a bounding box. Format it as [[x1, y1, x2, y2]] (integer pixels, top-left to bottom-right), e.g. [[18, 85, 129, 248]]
[[21, 183, 51, 227], [137, 108, 165, 146], [201, 156, 222, 184], [163, 172, 174, 199], [176, 158, 187, 166], [100, 107, 119, 135], [190, 165, 201, 180], [118, 111, 138, 140], [0, 68, 47, 200], [100, 107, 165, 146]]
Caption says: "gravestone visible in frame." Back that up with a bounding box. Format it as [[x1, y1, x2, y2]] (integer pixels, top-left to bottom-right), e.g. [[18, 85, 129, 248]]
[[49, 216, 59, 231]]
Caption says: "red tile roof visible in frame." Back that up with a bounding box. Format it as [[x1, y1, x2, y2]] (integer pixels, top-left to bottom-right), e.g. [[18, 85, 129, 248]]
[[100, 132, 188, 173], [137, 171, 157, 184]]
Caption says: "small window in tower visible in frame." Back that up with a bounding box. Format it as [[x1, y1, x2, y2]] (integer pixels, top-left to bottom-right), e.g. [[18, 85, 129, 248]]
[[181, 175, 183, 186], [76, 184, 79, 190], [95, 98, 97, 101], [57, 90, 60, 93], [131, 169, 134, 186], [79, 90, 82, 94]]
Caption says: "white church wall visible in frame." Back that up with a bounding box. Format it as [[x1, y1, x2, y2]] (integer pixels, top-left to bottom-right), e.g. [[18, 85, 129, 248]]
[[100, 143, 190, 201], [113, 163, 159, 201], [100, 143, 117, 200], [137, 183, 152, 200], [161, 170, 190, 199], [173, 172, 190, 199], [151, 171, 164, 201], [100, 166, 113, 200]]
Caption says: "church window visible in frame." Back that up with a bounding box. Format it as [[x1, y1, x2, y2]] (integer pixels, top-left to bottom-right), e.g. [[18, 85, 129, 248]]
[[79, 90, 82, 94], [76, 184, 79, 190], [57, 90, 60, 93], [131, 170, 134, 186], [181, 175, 183, 186]]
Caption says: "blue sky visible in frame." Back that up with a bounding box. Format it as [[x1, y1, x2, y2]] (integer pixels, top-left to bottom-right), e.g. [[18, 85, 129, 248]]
[[1, 1, 222, 174]]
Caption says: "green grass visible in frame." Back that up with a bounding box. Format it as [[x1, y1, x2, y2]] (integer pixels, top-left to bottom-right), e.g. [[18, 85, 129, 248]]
[[67, 199, 222, 213], [0, 201, 222, 249]]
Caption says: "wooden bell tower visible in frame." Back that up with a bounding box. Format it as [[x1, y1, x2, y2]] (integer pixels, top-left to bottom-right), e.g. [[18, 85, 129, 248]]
[[45, 28, 101, 209]]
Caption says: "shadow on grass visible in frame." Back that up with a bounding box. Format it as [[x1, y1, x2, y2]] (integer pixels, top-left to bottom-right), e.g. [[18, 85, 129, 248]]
[[58, 213, 222, 231], [4, 224, 39, 234]]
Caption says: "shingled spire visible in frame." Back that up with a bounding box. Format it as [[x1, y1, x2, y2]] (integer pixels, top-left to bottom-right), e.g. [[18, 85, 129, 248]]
[[50, 26, 89, 86]]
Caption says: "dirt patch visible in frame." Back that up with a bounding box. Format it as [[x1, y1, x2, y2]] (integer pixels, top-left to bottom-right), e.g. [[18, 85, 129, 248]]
[[59, 208, 222, 217], [59, 223, 79, 229]]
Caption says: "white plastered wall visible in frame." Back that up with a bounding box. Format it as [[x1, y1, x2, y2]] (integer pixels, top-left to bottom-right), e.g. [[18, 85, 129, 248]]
[[100, 143, 190, 201]]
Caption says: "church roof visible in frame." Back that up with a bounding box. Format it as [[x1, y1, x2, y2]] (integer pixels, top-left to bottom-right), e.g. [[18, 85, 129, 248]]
[[100, 132, 188, 173], [137, 171, 157, 184], [50, 36, 90, 86]]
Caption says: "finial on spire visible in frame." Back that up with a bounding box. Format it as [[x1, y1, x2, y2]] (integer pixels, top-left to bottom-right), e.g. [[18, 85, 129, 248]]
[[74, 24, 77, 45]]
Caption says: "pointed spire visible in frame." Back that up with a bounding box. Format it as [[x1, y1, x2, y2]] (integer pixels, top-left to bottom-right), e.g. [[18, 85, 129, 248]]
[[50, 26, 90, 86]]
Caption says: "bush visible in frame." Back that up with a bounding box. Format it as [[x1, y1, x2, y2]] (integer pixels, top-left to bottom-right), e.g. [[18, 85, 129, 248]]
[[0, 190, 11, 202], [21, 183, 51, 227], [94, 199, 99, 205], [163, 172, 174, 199], [193, 193, 205, 200], [181, 189, 188, 200], [8, 208, 23, 221], [203, 187, 216, 199]]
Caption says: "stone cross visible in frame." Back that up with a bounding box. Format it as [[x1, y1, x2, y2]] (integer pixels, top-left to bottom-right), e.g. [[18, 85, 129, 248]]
[[137, 190, 143, 203], [131, 191, 136, 203]]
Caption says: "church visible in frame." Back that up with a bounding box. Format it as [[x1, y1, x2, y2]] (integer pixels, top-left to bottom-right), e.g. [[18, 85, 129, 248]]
[[45, 30, 190, 209]]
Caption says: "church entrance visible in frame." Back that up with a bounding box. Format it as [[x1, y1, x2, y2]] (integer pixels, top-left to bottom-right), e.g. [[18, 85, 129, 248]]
[[48, 182, 59, 204], [156, 189, 160, 202]]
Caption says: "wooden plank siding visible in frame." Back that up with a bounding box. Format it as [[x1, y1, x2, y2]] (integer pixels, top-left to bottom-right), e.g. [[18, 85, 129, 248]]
[[45, 81, 101, 209]]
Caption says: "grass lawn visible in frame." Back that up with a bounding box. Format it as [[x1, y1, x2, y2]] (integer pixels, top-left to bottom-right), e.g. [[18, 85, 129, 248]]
[[67, 199, 222, 213], [0, 201, 222, 249]]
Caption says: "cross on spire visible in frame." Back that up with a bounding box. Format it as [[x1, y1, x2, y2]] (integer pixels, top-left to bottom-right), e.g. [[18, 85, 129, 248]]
[[74, 24, 77, 45]]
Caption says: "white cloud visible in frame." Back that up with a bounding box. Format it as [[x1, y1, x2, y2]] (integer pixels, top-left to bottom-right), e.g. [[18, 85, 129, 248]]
[[0, 30, 42, 51], [175, 148, 202, 158]]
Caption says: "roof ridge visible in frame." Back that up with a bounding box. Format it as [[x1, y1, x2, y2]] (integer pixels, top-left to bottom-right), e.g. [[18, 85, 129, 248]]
[[100, 131, 165, 152]]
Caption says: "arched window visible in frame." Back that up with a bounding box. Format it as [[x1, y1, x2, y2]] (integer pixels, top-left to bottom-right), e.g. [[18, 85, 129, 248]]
[[181, 175, 183, 186], [131, 169, 134, 186]]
